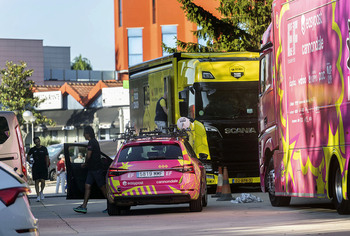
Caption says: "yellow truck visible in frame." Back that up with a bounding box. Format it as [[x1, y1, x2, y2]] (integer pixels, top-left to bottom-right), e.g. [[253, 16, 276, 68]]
[[128, 52, 260, 186]]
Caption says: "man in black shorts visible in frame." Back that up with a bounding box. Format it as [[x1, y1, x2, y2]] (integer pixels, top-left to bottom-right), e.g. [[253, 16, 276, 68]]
[[27, 137, 50, 202], [73, 126, 107, 214]]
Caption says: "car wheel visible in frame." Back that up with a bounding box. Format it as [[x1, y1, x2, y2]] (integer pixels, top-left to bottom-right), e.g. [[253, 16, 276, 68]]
[[190, 190, 203, 212], [331, 162, 350, 214], [266, 158, 291, 207], [107, 200, 120, 216], [49, 169, 56, 181], [107, 200, 130, 216], [202, 182, 208, 207]]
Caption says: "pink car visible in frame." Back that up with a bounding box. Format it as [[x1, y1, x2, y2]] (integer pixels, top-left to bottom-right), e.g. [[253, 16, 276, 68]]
[[106, 135, 208, 215]]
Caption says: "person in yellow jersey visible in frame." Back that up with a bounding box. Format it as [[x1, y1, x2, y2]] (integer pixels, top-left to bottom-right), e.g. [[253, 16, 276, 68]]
[[154, 91, 168, 132]]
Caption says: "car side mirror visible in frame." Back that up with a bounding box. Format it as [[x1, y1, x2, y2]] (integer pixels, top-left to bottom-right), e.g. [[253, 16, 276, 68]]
[[198, 153, 208, 161]]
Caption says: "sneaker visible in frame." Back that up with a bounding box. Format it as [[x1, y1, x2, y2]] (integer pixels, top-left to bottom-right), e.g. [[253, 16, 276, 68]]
[[36, 196, 40, 202], [40, 192, 44, 200], [73, 205, 87, 214], [102, 208, 108, 213]]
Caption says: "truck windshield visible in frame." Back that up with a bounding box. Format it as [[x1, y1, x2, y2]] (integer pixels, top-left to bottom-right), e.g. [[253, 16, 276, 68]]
[[196, 82, 258, 120]]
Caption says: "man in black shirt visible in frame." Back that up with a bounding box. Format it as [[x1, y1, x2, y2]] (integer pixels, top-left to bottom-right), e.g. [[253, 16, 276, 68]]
[[27, 137, 50, 202], [155, 91, 168, 132], [73, 126, 107, 214]]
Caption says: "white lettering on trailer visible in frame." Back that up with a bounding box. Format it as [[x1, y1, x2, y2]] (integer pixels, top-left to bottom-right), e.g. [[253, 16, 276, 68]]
[[327, 63, 332, 84], [288, 21, 298, 57], [301, 12, 323, 35], [302, 36, 324, 55]]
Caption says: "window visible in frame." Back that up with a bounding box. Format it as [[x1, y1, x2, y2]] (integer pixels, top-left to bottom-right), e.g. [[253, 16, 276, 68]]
[[162, 25, 177, 56], [188, 88, 195, 119], [0, 117, 10, 144], [118, 0, 122, 27], [197, 25, 207, 48], [144, 85, 150, 105], [128, 28, 143, 66], [152, 0, 156, 24], [259, 52, 272, 95]]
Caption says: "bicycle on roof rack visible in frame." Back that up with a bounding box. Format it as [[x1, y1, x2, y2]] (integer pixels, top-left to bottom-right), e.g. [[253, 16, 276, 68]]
[[113, 124, 191, 142]]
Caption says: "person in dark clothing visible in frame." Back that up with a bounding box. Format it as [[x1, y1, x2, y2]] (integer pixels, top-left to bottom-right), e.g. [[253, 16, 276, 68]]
[[27, 137, 50, 202], [155, 92, 168, 131], [73, 126, 107, 214]]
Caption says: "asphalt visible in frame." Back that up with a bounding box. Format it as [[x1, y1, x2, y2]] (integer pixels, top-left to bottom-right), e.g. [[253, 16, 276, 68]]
[[28, 180, 67, 199]]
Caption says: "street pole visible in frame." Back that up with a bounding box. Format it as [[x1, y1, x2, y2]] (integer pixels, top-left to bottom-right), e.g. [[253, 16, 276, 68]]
[[31, 121, 35, 146]]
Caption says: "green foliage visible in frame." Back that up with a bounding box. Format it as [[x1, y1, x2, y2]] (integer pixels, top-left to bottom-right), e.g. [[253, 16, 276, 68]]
[[71, 54, 93, 70], [168, 0, 272, 53], [38, 135, 61, 147], [0, 61, 54, 126]]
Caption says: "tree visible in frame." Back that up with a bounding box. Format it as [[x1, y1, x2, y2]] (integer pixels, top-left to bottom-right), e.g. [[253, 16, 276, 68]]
[[71, 54, 93, 70], [164, 0, 272, 53], [0, 61, 54, 127]]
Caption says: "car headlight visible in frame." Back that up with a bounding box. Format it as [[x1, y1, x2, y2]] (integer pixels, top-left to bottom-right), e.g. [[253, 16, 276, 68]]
[[205, 125, 222, 138]]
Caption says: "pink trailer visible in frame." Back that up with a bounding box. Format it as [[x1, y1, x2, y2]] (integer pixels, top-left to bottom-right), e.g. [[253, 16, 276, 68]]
[[259, 0, 350, 214]]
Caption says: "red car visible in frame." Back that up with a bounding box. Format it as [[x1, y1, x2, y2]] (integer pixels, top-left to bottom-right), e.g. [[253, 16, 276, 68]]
[[106, 131, 208, 215]]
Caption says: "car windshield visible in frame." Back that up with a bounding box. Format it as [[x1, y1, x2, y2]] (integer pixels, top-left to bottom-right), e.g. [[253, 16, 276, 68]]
[[47, 144, 62, 157], [196, 82, 258, 120], [117, 144, 183, 162]]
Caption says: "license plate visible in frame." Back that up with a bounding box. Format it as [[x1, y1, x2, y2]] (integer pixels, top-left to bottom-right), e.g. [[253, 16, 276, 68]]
[[232, 177, 255, 184], [137, 171, 164, 178]]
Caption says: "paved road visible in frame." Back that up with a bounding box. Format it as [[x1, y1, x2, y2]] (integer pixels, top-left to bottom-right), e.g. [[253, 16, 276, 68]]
[[28, 183, 350, 235]]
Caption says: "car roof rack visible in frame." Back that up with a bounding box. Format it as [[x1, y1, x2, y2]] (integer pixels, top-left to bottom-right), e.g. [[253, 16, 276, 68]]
[[114, 125, 190, 142]]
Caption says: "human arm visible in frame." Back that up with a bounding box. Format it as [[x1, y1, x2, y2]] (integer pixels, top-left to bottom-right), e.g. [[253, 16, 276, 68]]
[[27, 148, 32, 162], [160, 98, 168, 115], [44, 147, 50, 167], [82, 150, 92, 168]]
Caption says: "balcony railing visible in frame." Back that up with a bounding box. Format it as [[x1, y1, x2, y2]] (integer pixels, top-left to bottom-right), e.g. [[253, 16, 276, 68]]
[[44, 69, 117, 81]]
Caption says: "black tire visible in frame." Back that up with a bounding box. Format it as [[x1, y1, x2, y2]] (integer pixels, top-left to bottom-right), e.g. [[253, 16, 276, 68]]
[[266, 158, 291, 207], [107, 200, 120, 216], [331, 163, 350, 214], [107, 200, 130, 216], [190, 189, 203, 212], [202, 182, 208, 207]]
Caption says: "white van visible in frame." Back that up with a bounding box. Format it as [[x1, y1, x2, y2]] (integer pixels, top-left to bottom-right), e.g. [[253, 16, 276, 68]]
[[0, 111, 27, 181]]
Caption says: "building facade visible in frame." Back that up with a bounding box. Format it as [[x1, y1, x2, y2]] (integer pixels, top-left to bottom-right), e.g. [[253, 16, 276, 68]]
[[114, 0, 219, 79], [0, 38, 129, 147]]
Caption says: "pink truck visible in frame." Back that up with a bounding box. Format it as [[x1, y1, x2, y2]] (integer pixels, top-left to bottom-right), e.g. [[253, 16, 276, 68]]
[[259, 0, 350, 214]]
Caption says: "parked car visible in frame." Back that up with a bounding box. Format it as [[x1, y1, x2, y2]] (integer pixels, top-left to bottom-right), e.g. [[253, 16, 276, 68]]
[[0, 161, 38, 235], [47, 140, 118, 181], [0, 111, 27, 181], [106, 130, 208, 215]]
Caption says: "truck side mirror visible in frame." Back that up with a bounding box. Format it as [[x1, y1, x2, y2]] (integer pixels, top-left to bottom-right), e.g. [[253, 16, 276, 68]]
[[199, 153, 208, 161]]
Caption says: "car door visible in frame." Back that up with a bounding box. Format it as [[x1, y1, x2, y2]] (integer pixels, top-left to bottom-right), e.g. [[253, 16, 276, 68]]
[[64, 143, 113, 199]]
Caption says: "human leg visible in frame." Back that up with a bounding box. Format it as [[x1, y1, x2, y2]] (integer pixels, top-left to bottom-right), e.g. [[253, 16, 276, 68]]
[[39, 179, 45, 199], [34, 180, 40, 197], [55, 175, 61, 194], [82, 183, 91, 208], [34, 179, 40, 201], [60, 173, 66, 194], [73, 183, 91, 214]]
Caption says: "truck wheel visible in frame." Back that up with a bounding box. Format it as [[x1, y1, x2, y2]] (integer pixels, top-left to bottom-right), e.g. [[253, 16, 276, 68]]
[[331, 163, 350, 214], [266, 158, 291, 207]]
